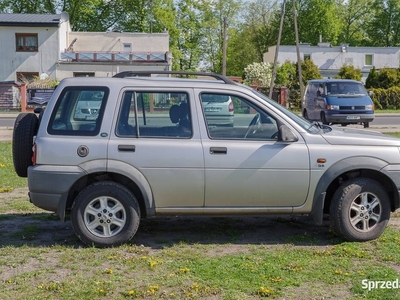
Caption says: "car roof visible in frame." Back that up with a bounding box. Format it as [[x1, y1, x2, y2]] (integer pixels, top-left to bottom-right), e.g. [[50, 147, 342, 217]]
[[307, 79, 361, 84], [56, 74, 255, 95]]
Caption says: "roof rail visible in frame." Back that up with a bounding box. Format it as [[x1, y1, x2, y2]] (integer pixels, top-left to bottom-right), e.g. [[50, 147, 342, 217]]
[[112, 70, 237, 85]]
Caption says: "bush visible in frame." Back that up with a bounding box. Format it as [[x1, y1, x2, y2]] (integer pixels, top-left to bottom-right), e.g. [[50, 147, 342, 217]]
[[366, 67, 400, 89], [243, 62, 273, 87], [334, 64, 362, 81], [369, 86, 400, 110], [275, 60, 296, 88]]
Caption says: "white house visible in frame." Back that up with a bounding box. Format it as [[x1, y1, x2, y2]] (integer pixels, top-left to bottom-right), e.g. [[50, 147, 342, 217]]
[[263, 43, 400, 82], [0, 12, 171, 82]]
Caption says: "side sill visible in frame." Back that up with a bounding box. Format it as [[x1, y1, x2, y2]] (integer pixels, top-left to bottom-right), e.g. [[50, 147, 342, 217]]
[[155, 207, 294, 215]]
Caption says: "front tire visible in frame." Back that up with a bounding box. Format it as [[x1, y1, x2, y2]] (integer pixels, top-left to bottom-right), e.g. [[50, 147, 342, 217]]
[[71, 181, 140, 248], [330, 178, 390, 242], [321, 112, 329, 125], [303, 109, 309, 120]]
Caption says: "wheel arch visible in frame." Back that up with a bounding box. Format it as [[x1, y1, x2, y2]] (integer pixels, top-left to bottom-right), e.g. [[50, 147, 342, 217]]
[[65, 160, 154, 220], [311, 157, 398, 224]]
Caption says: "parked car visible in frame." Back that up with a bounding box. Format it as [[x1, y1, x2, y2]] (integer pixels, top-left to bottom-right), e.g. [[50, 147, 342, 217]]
[[12, 71, 400, 247], [201, 93, 234, 127], [302, 79, 374, 128], [74, 90, 103, 121]]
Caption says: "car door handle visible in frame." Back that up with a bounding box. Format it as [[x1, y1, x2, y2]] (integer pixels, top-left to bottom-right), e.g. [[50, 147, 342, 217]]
[[210, 147, 227, 154], [118, 145, 136, 152]]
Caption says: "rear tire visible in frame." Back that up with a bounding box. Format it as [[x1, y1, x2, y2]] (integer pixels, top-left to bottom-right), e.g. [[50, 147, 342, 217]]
[[71, 181, 140, 248], [330, 178, 390, 242], [364, 122, 369, 128], [12, 113, 38, 177]]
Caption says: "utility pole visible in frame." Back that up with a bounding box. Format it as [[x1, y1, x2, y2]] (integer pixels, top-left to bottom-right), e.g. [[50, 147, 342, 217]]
[[269, 0, 303, 101], [292, 0, 304, 100], [269, 0, 286, 98], [222, 16, 227, 76]]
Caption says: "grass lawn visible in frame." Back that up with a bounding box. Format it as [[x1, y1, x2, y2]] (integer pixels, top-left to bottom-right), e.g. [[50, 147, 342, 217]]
[[0, 141, 399, 299]]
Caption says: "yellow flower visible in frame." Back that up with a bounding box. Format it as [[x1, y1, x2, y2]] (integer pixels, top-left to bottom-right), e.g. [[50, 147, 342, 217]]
[[179, 267, 190, 273], [270, 276, 283, 282], [149, 261, 158, 267], [192, 282, 199, 292]]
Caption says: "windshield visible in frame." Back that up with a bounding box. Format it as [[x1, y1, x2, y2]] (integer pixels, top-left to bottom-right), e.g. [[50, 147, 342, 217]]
[[252, 90, 321, 133], [326, 82, 367, 95]]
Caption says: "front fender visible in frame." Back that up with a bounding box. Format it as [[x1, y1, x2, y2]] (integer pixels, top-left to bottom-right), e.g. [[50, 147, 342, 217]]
[[311, 156, 389, 225]]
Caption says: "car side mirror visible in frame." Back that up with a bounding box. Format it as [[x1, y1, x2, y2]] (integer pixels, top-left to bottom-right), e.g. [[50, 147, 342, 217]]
[[368, 91, 374, 96], [279, 125, 298, 142]]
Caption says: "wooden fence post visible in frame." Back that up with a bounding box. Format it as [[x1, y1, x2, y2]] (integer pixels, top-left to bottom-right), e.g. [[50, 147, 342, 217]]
[[20, 83, 27, 112]]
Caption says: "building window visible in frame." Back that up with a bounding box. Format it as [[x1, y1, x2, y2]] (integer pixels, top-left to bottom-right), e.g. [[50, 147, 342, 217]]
[[304, 54, 311, 60], [73, 72, 95, 77], [16, 33, 38, 52], [365, 54, 373, 66], [16, 72, 39, 82], [123, 43, 132, 52]]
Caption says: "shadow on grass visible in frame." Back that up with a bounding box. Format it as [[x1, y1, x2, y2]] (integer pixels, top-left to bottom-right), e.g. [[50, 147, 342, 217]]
[[0, 213, 343, 248]]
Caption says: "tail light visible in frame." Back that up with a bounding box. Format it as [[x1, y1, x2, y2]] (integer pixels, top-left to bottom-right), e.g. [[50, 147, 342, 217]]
[[32, 143, 37, 165], [229, 100, 234, 112]]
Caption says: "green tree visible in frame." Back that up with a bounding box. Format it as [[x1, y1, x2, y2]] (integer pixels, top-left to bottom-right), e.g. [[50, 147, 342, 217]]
[[239, 0, 278, 62], [0, 0, 56, 13], [336, 0, 373, 46], [365, 66, 379, 88], [225, 25, 260, 76], [274, 0, 341, 45], [275, 60, 296, 88], [365, 0, 400, 46], [197, 0, 241, 73], [64, 0, 126, 31], [374, 67, 400, 88], [173, 0, 203, 71], [334, 64, 362, 80], [225, 0, 277, 76], [295, 59, 322, 89]]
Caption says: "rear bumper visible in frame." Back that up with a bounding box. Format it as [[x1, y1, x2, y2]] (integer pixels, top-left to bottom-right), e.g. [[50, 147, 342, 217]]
[[28, 165, 85, 219]]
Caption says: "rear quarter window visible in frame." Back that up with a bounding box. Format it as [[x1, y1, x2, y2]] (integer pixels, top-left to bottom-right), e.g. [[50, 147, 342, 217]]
[[47, 87, 109, 136]]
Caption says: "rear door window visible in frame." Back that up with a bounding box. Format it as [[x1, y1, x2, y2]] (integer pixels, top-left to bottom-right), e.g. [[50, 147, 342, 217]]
[[116, 91, 192, 138]]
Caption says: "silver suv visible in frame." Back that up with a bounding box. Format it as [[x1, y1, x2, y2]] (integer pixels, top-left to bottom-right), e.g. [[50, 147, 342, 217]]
[[12, 71, 400, 247]]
